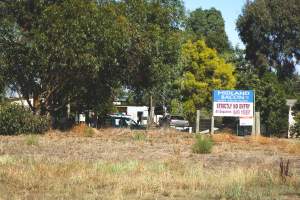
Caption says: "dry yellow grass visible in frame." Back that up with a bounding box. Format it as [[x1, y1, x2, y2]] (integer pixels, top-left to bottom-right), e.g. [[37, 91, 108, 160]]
[[0, 130, 299, 199], [212, 133, 241, 143], [0, 156, 298, 200], [212, 133, 300, 155]]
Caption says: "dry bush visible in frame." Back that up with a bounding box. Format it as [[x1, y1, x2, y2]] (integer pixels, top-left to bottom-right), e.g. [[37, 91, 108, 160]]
[[70, 124, 88, 134], [211, 133, 300, 155], [285, 142, 300, 154], [97, 128, 133, 140], [69, 124, 97, 137], [250, 136, 282, 145], [249, 136, 300, 154], [212, 133, 241, 143]]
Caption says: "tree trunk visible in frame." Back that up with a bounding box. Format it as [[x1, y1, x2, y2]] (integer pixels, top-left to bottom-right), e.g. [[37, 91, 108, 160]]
[[33, 94, 40, 115]]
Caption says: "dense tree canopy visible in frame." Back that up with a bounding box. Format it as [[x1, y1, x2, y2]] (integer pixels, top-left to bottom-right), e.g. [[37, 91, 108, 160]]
[[118, 0, 185, 105], [175, 40, 236, 122], [0, 0, 186, 117], [0, 0, 129, 116], [187, 8, 231, 53], [237, 0, 300, 80], [234, 49, 288, 136]]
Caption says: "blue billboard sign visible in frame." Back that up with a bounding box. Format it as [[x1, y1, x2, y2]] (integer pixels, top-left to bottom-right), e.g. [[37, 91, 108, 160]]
[[213, 90, 254, 117], [213, 90, 254, 103]]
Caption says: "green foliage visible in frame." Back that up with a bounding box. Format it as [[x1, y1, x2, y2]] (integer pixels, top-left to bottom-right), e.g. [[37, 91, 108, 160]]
[[192, 134, 213, 154], [187, 8, 231, 53], [0, 0, 186, 118], [0, 103, 49, 135], [118, 0, 185, 106], [83, 127, 95, 137], [237, 0, 300, 80], [170, 99, 183, 115], [176, 40, 236, 122], [234, 50, 288, 136], [132, 132, 146, 141], [0, 0, 129, 116], [25, 135, 39, 146]]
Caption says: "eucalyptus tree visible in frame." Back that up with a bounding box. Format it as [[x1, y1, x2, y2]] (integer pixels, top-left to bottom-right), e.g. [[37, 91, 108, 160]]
[[187, 7, 231, 53], [0, 0, 129, 117], [118, 0, 186, 106], [237, 0, 300, 80]]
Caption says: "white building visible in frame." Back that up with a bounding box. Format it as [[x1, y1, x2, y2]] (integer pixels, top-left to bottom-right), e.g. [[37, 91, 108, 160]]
[[116, 105, 149, 125]]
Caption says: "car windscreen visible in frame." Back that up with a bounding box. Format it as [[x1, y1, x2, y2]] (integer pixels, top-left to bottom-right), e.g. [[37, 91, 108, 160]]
[[170, 116, 184, 120], [124, 118, 137, 126]]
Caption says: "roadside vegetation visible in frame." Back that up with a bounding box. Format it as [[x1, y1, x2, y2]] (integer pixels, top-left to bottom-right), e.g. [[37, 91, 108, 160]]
[[132, 131, 147, 141], [0, 0, 299, 136], [0, 156, 298, 200], [25, 134, 39, 146], [192, 135, 214, 154], [0, 0, 299, 199], [0, 130, 298, 200], [0, 103, 49, 135]]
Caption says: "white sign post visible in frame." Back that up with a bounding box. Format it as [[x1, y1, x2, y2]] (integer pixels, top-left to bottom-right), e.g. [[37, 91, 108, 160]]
[[212, 90, 255, 134]]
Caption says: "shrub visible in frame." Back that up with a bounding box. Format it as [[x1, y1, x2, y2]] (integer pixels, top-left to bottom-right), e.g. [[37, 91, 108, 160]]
[[132, 132, 146, 141], [192, 134, 213, 154], [83, 126, 95, 137], [70, 124, 96, 137], [25, 135, 39, 146], [0, 103, 49, 135]]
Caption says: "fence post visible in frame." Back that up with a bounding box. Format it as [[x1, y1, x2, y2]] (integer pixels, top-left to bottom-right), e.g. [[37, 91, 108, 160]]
[[211, 115, 215, 135], [251, 115, 256, 136], [255, 112, 261, 136], [196, 110, 200, 133]]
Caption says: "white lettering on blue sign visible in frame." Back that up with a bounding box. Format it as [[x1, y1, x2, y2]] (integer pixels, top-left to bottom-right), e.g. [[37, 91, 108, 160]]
[[213, 90, 254, 117], [214, 90, 254, 103]]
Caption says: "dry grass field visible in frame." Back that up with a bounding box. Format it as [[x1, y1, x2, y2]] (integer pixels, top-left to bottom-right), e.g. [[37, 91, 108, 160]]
[[0, 126, 299, 200]]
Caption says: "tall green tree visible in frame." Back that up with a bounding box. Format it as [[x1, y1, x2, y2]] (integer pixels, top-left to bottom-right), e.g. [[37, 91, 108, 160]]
[[175, 40, 236, 122], [237, 0, 300, 80], [118, 0, 185, 106], [234, 49, 288, 136], [0, 0, 129, 117], [187, 7, 231, 53]]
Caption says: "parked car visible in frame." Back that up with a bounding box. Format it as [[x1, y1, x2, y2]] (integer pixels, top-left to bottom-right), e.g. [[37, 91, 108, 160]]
[[101, 115, 146, 130], [159, 115, 190, 131]]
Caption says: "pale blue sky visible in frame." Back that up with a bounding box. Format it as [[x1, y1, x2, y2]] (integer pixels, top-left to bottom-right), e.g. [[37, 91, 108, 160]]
[[184, 0, 247, 48]]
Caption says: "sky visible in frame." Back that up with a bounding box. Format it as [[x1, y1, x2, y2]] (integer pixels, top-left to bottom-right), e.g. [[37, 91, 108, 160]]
[[184, 0, 247, 48]]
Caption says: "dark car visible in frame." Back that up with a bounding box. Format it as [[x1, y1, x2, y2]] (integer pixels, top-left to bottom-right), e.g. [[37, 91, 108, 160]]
[[101, 115, 146, 130], [159, 115, 189, 130]]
